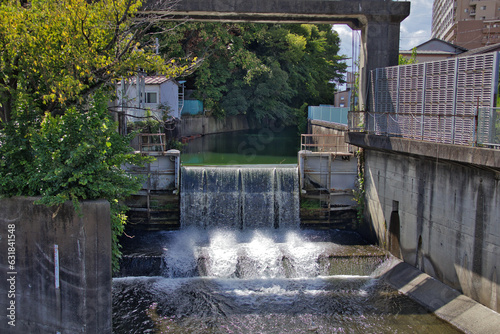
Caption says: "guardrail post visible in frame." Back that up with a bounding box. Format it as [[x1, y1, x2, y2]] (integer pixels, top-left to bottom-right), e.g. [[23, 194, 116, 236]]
[[474, 107, 479, 147]]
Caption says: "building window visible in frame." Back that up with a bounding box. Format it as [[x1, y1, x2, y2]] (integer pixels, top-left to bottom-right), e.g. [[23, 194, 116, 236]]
[[145, 92, 157, 104], [464, 9, 468, 13], [340, 96, 345, 101], [481, 6, 486, 10], [340, 103, 345, 107]]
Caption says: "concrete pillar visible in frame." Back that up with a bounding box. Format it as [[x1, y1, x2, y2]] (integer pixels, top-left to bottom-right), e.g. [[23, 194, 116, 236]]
[[0, 198, 112, 333], [358, 19, 402, 111]]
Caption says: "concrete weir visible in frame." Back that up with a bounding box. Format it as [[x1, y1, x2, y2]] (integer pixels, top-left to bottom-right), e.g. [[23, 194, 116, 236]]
[[2, 169, 500, 332], [180, 165, 300, 229]]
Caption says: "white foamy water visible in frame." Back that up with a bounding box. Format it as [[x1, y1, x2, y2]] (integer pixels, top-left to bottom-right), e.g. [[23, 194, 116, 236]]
[[162, 229, 343, 279], [113, 229, 462, 334]]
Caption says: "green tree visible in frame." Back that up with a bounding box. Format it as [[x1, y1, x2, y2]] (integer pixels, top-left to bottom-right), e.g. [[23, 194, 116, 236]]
[[0, 0, 192, 271], [158, 23, 346, 124], [0, 0, 192, 122], [399, 47, 418, 65]]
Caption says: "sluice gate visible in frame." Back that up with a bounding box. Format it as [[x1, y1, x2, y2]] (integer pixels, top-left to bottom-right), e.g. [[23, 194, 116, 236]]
[[180, 166, 300, 229], [124, 151, 359, 230]]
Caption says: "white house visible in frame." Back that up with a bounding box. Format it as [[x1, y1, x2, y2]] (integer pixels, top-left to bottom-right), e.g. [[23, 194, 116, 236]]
[[116, 75, 183, 123]]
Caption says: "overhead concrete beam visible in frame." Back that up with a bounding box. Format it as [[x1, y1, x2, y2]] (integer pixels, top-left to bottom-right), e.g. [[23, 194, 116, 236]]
[[142, 0, 411, 110], [144, 0, 410, 28]]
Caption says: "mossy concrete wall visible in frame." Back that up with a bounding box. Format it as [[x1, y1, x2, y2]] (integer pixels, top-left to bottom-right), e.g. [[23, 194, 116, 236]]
[[0, 197, 112, 333], [180, 115, 254, 137], [308, 119, 348, 137]]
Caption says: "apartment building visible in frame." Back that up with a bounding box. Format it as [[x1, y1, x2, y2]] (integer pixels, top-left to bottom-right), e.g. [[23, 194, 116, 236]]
[[432, 0, 500, 49]]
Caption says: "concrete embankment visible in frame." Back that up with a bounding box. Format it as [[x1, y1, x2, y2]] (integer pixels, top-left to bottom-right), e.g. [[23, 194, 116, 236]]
[[348, 132, 500, 315], [308, 119, 348, 137], [180, 115, 255, 137], [378, 258, 500, 334]]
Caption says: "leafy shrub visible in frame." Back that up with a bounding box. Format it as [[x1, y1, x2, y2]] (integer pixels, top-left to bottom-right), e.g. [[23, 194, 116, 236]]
[[0, 91, 152, 272]]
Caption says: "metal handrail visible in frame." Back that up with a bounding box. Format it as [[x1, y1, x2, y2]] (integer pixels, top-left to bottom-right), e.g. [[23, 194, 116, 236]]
[[301, 134, 352, 153], [139, 133, 167, 153], [347, 109, 499, 149]]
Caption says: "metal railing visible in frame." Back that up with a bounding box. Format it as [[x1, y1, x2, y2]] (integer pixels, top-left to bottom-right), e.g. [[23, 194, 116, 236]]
[[366, 52, 499, 148], [478, 107, 500, 148], [301, 134, 352, 153], [348, 108, 500, 148], [138, 133, 167, 153], [348, 110, 365, 133]]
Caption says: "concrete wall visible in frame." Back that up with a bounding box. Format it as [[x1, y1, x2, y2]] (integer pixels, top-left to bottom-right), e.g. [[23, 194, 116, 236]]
[[298, 151, 359, 228], [309, 119, 349, 137], [299, 151, 358, 201], [125, 150, 180, 193], [351, 137, 500, 312], [307, 120, 356, 153], [180, 115, 254, 137], [123, 151, 181, 229], [0, 198, 112, 333]]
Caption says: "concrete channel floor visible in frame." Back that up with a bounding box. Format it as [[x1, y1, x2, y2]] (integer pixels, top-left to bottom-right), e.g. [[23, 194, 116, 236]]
[[378, 259, 500, 334]]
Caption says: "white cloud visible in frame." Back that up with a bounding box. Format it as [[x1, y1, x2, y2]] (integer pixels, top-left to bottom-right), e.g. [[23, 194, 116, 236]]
[[333, 0, 433, 87], [400, 0, 434, 49], [332, 25, 359, 89], [334, 25, 353, 42], [332, 25, 354, 59], [335, 0, 434, 56]]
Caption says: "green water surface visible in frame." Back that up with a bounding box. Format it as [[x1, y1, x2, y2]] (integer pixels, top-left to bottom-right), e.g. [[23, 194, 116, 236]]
[[181, 126, 300, 165]]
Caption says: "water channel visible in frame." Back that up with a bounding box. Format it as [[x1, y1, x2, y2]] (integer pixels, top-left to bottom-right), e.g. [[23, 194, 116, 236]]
[[181, 127, 300, 165], [113, 228, 462, 333], [113, 163, 463, 333]]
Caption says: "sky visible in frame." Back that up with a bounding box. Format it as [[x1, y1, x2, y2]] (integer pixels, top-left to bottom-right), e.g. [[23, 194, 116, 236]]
[[333, 0, 434, 78]]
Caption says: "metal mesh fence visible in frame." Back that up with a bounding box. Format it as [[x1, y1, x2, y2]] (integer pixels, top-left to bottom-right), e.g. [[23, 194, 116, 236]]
[[478, 107, 500, 148], [367, 52, 499, 147]]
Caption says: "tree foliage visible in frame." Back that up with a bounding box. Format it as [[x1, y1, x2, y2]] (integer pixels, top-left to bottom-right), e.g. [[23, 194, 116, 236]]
[[0, 0, 192, 122], [399, 47, 418, 65], [159, 23, 347, 124], [0, 91, 151, 271], [0, 0, 192, 271]]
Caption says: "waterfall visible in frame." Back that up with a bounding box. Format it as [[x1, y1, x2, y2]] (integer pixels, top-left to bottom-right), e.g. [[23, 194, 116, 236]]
[[160, 229, 387, 279], [180, 166, 300, 229], [114, 169, 461, 334]]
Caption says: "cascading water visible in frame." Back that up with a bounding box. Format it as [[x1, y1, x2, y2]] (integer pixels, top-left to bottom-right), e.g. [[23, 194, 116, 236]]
[[180, 166, 300, 229], [161, 229, 384, 279], [113, 167, 462, 334]]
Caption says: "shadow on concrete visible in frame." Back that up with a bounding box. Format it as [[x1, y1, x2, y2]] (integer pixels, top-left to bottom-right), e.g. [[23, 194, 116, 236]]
[[378, 259, 500, 334]]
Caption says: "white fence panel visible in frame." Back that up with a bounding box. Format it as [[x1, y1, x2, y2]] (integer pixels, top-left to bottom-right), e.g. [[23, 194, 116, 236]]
[[368, 52, 499, 146]]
